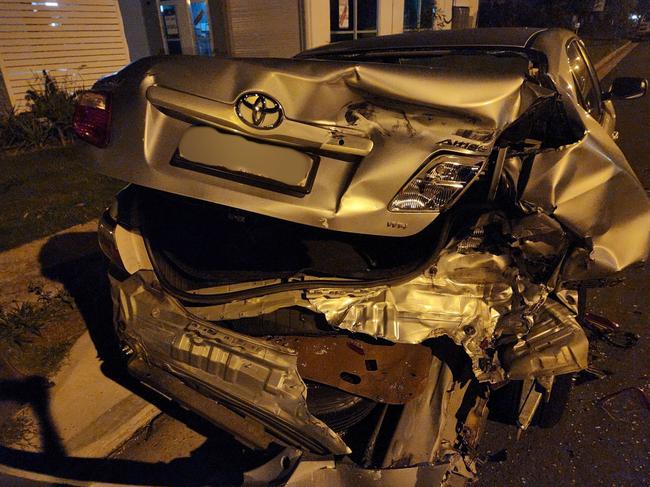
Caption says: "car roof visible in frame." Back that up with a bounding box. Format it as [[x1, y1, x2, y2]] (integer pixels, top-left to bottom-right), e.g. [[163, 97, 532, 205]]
[[296, 27, 550, 58]]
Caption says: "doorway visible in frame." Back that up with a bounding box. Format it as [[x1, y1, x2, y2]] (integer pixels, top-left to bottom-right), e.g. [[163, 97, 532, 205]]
[[451, 6, 470, 30], [158, 0, 214, 55]]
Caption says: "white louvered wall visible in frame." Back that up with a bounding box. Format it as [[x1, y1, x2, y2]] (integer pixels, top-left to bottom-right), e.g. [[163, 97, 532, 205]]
[[0, 0, 130, 108]]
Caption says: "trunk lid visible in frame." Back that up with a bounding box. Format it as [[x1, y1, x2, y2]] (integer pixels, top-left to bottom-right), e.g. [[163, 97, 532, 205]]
[[86, 55, 542, 237]]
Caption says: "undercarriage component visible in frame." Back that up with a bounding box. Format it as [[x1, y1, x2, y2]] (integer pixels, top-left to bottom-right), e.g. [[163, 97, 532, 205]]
[[502, 299, 588, 379], [516, 378, 545, 431], [128, 358, 274, 450], [383, 359, 464, 466], [264, 335, 433, 404], [113, 270, 348, 455], [305, 383, 377, 432]]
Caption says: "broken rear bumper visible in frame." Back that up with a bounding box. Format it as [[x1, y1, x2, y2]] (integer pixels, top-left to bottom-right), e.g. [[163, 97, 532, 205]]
[[111, 270, 349, 455]]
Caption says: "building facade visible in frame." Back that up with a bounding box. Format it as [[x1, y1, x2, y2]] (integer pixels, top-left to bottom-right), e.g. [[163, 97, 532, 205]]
[[0, 0, 132, 109], [0, 0, 478, 109], [124, 0, 479, 60]]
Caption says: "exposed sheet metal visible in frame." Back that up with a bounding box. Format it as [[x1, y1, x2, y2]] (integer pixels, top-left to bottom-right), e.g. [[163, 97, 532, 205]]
[[382, 359, 471, 470], [502, 299, 588, 379], [305, 210, 592, 383], [114, 271, 349, 455], [308, 214, 517, 382], [127, 358, 275, 450]]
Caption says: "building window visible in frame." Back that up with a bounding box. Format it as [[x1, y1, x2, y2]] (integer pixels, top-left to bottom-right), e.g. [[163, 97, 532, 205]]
[[404, 0, 435, 31], [330, 0, 377, 42], [404, 0, 457, 31]]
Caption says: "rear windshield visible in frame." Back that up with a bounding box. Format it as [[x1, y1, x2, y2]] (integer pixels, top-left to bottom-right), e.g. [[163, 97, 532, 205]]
[[311, 50, 533, 73]]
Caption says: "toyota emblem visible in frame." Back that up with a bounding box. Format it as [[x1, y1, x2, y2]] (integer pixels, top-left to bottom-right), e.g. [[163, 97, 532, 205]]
[[235, 92, 283, 129]]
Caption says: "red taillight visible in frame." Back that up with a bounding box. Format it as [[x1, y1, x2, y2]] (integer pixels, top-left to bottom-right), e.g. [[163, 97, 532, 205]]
[[73, 91, 112, 148]]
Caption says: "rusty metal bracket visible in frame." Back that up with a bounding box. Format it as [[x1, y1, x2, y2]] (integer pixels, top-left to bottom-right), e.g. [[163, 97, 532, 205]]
[[265, 336, 432, 404]]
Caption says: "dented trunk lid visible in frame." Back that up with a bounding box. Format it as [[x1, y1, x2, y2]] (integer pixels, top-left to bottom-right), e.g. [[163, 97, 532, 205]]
[[84, 55, 540, 237]]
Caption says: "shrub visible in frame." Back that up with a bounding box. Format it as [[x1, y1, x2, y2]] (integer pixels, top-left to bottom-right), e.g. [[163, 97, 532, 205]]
[[25, 71, 78, 145], [0, 70, 81, 152], [0, 107, 51, 151]]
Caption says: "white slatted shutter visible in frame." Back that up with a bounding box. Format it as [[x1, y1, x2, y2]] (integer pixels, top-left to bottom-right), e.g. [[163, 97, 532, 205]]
[[0, 0, 130, 109]]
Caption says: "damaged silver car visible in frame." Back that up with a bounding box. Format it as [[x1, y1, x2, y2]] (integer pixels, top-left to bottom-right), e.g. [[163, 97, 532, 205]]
[[74, 27, 650, 485]]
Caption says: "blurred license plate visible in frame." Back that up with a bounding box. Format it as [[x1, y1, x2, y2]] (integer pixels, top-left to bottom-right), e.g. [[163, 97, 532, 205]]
[[173, 126, 316, 195]]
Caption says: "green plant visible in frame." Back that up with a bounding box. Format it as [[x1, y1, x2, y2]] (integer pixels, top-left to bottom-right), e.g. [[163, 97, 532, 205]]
[[0, 302, 48, 348], [0, 105, 51, 151], [0, 70, 81, 152], [25, 71, 79, 146], [0, 287, 74, 348]]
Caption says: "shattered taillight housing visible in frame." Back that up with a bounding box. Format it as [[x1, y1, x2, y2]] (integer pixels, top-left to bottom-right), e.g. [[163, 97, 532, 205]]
[[389, 155, 485, 212], [73, 91, 112, 147]]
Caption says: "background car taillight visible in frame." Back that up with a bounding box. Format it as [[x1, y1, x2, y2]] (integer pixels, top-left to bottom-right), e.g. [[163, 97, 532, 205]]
[[389, 154, 486, 212], [73, 91, 112, 147]]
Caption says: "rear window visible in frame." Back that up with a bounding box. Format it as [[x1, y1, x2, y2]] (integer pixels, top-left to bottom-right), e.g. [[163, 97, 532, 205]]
[[315, 50, 533, 74], [395, 52, 530, 72]]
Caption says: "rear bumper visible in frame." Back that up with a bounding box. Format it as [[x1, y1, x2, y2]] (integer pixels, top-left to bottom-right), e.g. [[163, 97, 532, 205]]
[[111, 270, 349, 455]]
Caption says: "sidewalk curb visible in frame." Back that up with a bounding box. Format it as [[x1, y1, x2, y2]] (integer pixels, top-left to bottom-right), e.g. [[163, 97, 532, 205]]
[[68, 396, 160, 458], [0, 221, 160, 461], [7, 332, 161, 460]]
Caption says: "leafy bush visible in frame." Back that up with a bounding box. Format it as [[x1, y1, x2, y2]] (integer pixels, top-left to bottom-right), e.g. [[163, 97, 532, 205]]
[[0, 71, 80, 152], [0, 107, 51, 151]]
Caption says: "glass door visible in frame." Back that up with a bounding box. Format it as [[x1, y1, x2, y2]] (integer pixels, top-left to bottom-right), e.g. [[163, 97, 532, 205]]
[[190, 0, 213, 56], [158, 0, 213, 56]]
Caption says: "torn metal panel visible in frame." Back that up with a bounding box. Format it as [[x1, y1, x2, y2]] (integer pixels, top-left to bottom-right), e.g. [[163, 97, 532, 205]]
[[114, 270, 349, 455], [502, 299, 588, 380], [517, 90, 650, 279], [382, 359, 460, 467], [127, 358, 274, 450], [305, 210, 591, 384], [264, 336, 433, 404], [516, 378, 545, 430], [307, 216, 518, 382]]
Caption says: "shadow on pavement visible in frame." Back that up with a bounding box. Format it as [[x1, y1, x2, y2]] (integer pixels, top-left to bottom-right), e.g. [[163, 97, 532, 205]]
[[39, 232, 123, 367], [0, 373, 272, 486], [0, 376, 65, 459], [0, 441, 260, 486]]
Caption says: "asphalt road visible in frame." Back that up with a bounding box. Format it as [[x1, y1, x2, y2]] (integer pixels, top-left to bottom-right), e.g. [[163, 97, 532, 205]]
[[112, 43, 650, 487]]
